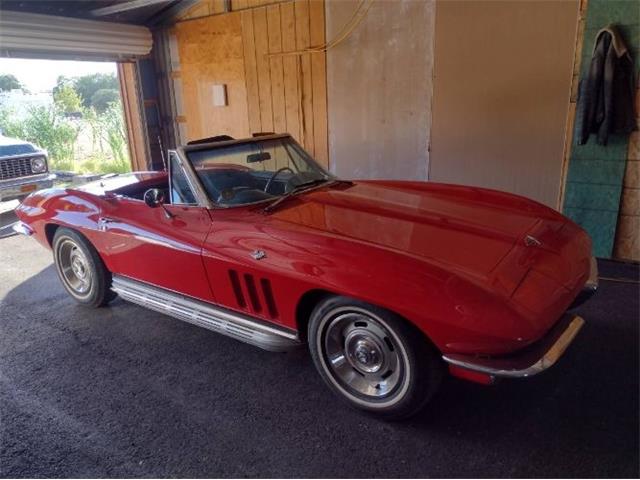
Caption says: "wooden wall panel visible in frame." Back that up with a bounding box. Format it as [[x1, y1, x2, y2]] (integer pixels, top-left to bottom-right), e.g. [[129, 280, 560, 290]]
[[253, 8, 274, 132], [281, 2, 301, 142], [240, 11, 261, 134], [294, 0, 314, 156], [240, 0, 328, 166], [174, 0, 328, 167], [309, 0, 328, 168], [174, 12, 250, 141], [267, 5, 287, 133]]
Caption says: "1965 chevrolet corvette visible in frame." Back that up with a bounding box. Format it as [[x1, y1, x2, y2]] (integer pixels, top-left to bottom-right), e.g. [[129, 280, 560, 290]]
[[14, 133, 598, 419]]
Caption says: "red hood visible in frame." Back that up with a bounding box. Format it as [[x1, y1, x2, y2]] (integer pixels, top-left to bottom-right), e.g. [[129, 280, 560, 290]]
[[271, 180, 566, 282]]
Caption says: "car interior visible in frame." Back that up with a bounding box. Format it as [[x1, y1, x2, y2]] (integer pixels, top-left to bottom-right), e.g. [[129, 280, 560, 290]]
[[110, 158, 305, 206], [111, 136, 327, 207]]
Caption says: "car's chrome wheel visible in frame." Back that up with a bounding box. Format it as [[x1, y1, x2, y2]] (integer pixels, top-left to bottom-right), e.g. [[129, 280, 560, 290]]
[[315, 306, 414, 410], [57, 238, 92, 297], [52, 227, 115, 308], [321, 308, 407, 402], [309, 296, 443, 419]]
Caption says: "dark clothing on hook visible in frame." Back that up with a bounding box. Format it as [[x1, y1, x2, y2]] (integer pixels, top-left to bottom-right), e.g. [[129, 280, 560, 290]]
[[576, 25, 636, 145]]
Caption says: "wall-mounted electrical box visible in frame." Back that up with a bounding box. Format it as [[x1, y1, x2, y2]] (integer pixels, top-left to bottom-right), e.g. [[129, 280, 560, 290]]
[[212, 84, 227, 107]]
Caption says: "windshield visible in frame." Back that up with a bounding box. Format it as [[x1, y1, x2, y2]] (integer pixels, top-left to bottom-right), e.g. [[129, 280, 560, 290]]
[[185, 136, 331, 206]]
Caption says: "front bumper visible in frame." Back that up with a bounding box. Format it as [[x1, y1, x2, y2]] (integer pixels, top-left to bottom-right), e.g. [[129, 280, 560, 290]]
[[570, 256, 599, 309], [0, 173, 55, 202], [443, 257, 595, 381], [443, 313, 585, 379]]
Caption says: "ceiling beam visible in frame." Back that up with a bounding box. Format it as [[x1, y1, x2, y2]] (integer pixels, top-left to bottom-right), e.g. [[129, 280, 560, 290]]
[[91, 0, 171, 17], [147, 0, 199, 26]]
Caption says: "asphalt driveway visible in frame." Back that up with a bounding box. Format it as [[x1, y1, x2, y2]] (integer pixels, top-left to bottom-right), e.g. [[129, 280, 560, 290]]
[[0, 218, 638, 477]]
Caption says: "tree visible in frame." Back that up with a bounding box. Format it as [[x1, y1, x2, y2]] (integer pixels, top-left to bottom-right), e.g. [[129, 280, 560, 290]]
[[0, 74, 23, 92], [53, 83, 82, 113], [73, 73, 119, 108], [90, 88, 120, 113], [52, 75, 73, 97]]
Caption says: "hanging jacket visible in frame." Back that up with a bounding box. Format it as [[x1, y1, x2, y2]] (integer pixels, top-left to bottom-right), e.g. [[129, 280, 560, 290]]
[[576, 24, 636, 146]]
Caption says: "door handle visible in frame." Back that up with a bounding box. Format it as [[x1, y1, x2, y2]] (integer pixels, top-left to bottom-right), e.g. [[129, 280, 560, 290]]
[[98, 217, 116, 231]]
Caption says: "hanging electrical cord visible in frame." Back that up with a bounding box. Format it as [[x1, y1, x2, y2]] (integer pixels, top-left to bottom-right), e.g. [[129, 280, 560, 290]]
[[267, 0, 374, 58]]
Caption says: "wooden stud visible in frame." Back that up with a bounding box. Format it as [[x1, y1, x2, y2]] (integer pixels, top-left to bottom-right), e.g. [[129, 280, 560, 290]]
[[253, 7, 274, 133], [267, 4, 287, 134], [241, 9, 262, 134], [280, 1, 301, 141], [309, 0, 328, 167], [294, 0, 314, 155]]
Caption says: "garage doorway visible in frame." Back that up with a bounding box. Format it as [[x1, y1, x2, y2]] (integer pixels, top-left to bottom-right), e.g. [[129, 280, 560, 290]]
[[0, 58, 136, 176]]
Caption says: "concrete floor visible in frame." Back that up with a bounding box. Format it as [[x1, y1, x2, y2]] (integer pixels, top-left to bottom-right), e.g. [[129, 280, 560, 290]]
[[0, 220, 638, 477]]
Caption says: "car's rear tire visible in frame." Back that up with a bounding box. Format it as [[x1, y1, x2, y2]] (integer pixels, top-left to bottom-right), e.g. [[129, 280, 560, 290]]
[[52, 227, 115, 308], [308, 296, 443, 420]]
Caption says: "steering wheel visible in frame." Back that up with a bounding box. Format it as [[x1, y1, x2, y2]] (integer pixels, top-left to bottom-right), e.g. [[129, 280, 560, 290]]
[[264, 167, 295, 194]]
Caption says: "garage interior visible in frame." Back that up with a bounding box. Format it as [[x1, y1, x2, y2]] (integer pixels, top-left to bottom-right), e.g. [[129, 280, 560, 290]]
[[0, 0, 638, 477], [1, 0, 637, 259]]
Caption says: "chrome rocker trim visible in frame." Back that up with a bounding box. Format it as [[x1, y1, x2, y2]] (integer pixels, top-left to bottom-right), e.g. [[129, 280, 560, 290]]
[[442, 314, 585, 379], [111, 275, 301, 352]]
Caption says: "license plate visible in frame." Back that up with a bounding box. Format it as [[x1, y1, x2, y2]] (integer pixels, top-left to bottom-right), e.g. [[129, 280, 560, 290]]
[[20, 184, 37, 193]]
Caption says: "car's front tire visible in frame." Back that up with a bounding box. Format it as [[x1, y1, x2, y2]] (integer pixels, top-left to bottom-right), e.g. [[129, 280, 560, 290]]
[[52, 227, 114, 308], [308, 296, 443, 420]]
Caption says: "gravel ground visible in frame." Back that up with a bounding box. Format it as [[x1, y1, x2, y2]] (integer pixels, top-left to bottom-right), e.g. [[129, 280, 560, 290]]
[[0, 227, 638, 478]]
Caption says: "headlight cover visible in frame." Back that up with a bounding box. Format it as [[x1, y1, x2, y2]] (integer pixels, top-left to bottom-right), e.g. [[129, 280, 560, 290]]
[[31, 156, 47, 173]]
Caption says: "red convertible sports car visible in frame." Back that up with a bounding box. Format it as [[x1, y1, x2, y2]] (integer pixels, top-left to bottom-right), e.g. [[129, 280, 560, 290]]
[[14, 133, 597, 419]]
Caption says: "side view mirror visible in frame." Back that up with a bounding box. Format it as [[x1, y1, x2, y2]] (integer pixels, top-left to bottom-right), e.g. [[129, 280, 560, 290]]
[[144, 188, 165, 208], [143, 188, 174, 219]]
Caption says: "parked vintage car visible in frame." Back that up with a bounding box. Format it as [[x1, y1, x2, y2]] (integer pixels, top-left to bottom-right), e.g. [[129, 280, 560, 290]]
[[13, 133, 597, 419], [0, 132, 54, 202]]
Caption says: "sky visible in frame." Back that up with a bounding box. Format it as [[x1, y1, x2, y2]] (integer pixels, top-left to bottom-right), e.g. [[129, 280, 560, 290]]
[[0, 58, 117, 93]]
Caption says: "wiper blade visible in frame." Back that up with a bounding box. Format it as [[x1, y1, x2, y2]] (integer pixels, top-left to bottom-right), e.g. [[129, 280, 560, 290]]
[[263, 178, 329, 213]]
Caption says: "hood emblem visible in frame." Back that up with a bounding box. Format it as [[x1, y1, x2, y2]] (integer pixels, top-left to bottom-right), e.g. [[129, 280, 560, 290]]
[[251, 250, 267, 260], [524, 235, 542, 247]]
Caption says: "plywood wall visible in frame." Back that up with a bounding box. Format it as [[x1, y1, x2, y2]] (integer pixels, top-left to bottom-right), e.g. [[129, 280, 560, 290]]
[[174, 12, 250, 140], [173, 0, 328, 167]]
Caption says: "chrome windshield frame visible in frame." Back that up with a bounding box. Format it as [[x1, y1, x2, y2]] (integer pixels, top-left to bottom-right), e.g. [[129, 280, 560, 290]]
[[177, 134, 335, 210], [172, 148, 214, 209]]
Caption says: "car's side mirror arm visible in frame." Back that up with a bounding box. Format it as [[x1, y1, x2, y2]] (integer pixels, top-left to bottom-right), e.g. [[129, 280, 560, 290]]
[[143, 188, 174, 219]]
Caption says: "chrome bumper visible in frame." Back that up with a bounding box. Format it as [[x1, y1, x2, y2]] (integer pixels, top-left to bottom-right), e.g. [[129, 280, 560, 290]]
[[0, 173, 55, 202], [11, 221, 34, 236], [443, 314, 585, 379], [570, 256, 598, 309]]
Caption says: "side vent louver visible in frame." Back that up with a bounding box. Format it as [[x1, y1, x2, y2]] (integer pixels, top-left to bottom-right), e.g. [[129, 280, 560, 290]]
[[244, 274, 262, 313], [260, 279, 279, 319], [228, 270, 279, 319], [228, 270, 247, 308]]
